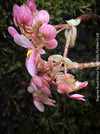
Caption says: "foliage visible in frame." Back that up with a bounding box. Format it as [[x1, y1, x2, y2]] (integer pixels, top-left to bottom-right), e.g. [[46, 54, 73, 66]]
[[0, 0, 100, 134]]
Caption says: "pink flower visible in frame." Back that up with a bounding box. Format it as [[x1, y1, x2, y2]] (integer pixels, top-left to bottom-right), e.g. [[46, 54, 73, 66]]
[[69, 94, 86, 101], [27, 0, 36, 12], [13, 4, 33, 26], [56, 74, 88, 94], [8, 26, 36, 76]]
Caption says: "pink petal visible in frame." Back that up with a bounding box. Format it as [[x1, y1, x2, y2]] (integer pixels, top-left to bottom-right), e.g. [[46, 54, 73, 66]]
[[46, 39, 58, 49], [58, 84, 73, 93], [39, 49, 46, 54], [69, 94, 85, 101], [8, 26, 18, 38], [13, 4, 19, 17], [30, 79, 38, 90], [39, 24, 57, 41], [42, 98, 56, 106], [35, 10, 49, 24], [76, 81, 88, 89], [27, 0, 36, 12], [26, 49, 36, 76], [40, 85, 51, 96], [33, 100, 44, 112], [34, 53, 38, 65], [40, 78, 50, 89], [32, 76, 42, 88], [13, 4, 19, 26], [14, 34, 33, 49]]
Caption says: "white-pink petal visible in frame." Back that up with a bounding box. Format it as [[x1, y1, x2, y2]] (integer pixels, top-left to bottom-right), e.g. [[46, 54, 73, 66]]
[[33, 100, 44, 112], [30, 79, 38, 91], [26, 49, 36, 76], [32, 76, 42, 88], [14, 34, 33, 49], [8, 26, 18, 38], [69, 94, 85, 101], [40, 85, 51, 96], [39, 49, 46, 54], [27, 86, 35, 93]]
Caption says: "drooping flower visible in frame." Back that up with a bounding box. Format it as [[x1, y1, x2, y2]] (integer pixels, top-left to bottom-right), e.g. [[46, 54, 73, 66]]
[[13, 4, 33, 26], [57, 73, 88, 96], [28, 80, 55, 112]]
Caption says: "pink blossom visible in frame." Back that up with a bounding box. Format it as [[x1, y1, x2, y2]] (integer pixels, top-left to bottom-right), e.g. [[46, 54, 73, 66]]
[[15, 4, 33, 26]]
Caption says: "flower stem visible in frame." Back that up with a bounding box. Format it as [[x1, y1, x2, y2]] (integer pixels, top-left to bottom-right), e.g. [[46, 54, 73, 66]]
[[67, 62, 100, 70], [63, 29, 72, 58]]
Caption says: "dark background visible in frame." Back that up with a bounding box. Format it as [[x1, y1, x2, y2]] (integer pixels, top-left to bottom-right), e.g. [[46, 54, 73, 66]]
[[0, 0, 100, 134]]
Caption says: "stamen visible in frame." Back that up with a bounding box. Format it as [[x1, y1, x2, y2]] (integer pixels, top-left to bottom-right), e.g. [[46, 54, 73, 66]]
[[27, 49, 32, 58]]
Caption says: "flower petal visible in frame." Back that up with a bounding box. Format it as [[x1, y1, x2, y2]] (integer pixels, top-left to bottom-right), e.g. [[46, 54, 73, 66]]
[[26, 49, 36, 76], [66, 19, 80, 26], [46, 39, 58, 49], [32, 76, 42, 88], [69, 94, 85, 101], [14, 34, 33, 49], [27, 86, 35, 93], [33, 100, 44, 112], [39, 49, 46, 54], [8, 26, 18, 38], [27, 0, 36, 12], [40, 85, 51, 96]]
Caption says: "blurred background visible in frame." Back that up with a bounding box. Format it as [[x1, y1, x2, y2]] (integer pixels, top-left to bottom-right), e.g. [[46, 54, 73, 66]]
[[0, 0, 100, 134]]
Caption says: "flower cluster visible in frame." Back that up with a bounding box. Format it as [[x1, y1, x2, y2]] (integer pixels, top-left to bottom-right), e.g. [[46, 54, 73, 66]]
[[8, 0, 100, 112]]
